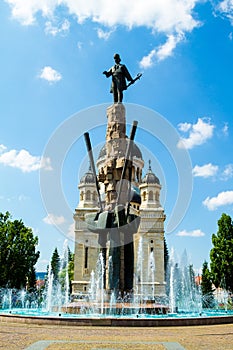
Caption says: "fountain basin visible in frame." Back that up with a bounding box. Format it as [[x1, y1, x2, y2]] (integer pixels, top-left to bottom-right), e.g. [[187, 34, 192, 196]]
[[1, 309, 233, 327], [62, 301, 169, 315]]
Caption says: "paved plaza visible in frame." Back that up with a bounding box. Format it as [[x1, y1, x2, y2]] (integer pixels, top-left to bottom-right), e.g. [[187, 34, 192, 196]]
[[0, 321, 233, 350]]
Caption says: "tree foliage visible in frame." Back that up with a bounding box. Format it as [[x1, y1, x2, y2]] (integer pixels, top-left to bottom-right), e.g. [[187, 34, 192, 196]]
[[164, 237, 169, 277], [201, 261, 215, 308], [47, 246, 74, 293], [50, 247, 60, 281], [67, 247, 74, 284], [164, 237, 169, 294], [0, 211, 40, 289], [210, 213, 233, 292], [59, 249, 74, 292]]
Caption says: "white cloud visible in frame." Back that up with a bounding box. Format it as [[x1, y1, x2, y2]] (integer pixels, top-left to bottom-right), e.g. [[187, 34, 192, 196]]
[[217, 0, 233, 25], [157, 33, 184, 61], [203, 190, 233, 210], [5, 0, 57, 25], [192, 163, 233, 180], [45, 19, 70, 36], [139, 33, 184, 68], [0, 194, 29, 201], [67, 222, 75, 239], [18, 194, 29, 201], [178, 122, 192, 132], [77, 41, 83, 49], [176, 229, 205, 237], [0, 144, 7, 153], [6, 1, 202, 67], [156, 36, 177, 61], [39, 66, 62, 83], [229, 32, 233, 40], [177, 117, 215, 149], [38, 258, 50, 265], [97, 28, 114, 40], [43, 213, 66, 225], [0, 145, 52, 172], [221, 164, 233, 180], [5, 0, 201, 32], [139, 49, 156, 69], [222, 122, 229, 136], [193, 163, 219, 178]]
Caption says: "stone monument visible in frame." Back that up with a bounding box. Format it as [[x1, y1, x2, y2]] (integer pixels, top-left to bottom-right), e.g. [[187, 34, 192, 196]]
[[72, 55, 166, 300]]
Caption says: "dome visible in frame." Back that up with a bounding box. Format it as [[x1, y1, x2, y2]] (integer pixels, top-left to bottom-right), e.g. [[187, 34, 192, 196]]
[[80, 166, 95, 184], [98, 145, 107, 159], [142, 161, 160, 185], [98, 140, 142, 160]]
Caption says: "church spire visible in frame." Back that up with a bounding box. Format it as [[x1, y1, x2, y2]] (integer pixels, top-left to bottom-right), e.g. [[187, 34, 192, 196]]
[[148, 159, 152, 172]]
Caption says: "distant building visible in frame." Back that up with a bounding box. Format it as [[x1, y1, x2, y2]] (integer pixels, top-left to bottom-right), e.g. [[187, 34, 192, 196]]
[[36, 272, 46, 289]]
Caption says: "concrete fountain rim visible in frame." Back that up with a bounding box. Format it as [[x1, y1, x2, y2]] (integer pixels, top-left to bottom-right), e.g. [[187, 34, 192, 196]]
[[1, 312, 233, 327]]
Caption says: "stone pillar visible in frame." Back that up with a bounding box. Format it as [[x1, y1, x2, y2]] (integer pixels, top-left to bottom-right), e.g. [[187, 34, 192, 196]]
[[97, 103, 135, 294]]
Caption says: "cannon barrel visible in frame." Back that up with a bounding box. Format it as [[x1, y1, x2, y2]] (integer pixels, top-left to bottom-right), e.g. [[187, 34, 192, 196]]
[[116, 120, 138, 206], [84, 132, 103, 212]]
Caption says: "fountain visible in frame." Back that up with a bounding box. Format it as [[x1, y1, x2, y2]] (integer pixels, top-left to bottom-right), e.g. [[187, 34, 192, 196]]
[[167, 249, 202, 314], [1, 63, 233, 326], [1, 242, 233, 326], [43, 239, 70, 313]]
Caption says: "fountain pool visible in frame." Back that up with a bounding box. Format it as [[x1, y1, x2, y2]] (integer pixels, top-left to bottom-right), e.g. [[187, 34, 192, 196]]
[[1, 282, 233, 327], [1, 245, 233, 327], [1, 307, 233, 327]]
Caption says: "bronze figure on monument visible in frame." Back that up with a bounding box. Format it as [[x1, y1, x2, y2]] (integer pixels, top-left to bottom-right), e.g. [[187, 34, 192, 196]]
[[103, 53, 142, 103]]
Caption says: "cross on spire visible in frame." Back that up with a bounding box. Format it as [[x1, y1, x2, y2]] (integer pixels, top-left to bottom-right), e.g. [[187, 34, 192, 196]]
[[148, 159, 152, 172]]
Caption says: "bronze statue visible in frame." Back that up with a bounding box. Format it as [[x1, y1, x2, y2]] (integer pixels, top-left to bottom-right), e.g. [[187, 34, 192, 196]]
[[103, 54, 142, 103]]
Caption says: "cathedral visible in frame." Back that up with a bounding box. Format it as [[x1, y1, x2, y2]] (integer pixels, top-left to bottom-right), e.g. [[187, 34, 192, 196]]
[[72, 104, 166, 299]]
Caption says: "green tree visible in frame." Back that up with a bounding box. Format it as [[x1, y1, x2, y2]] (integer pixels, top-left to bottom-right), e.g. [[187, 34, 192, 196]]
[[164, 237, 170, 294], [189, 264, 196, 289], [0, 211, 40, 289], [51, 247, 60, 281], [173, 263, 182, 306], [59, 248, 74, 293], [201, 261, 215, 308], [210, 213, 233, 292], [164, 237, 169, 278], [186, 264, 197, 300], [67, 251, 74, 291]]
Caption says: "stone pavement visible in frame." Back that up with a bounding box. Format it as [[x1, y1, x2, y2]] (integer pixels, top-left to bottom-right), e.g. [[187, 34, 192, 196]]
[[0, 321, 233, 350]]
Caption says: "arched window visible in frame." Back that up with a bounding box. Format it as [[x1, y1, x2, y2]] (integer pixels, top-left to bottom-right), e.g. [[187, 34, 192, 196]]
[[132, 166, 135, 181], [155, 191, 159, 201], [84, 246, 88, 269], [149, 191, 153, 201], [142, 191, 146, 201], [86, 190, 91, 200], [136, 168, 140, 182], [150, 240, 154, 253], [92, 191, 97, 201]]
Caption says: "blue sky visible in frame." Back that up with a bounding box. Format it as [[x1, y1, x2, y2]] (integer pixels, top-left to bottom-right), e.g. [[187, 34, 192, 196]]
[[0, 0, 233, 273]]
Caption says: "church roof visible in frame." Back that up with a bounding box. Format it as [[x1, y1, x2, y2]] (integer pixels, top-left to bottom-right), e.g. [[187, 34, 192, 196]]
[[142, 160, 160, 185], [98, 140, 142, 160], [80, 166, 95, 184]]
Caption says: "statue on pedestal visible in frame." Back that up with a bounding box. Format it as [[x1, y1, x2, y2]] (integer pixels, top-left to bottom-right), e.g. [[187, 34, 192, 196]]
[[83, 55, 142, 296], [103, 53, 142, 103]]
